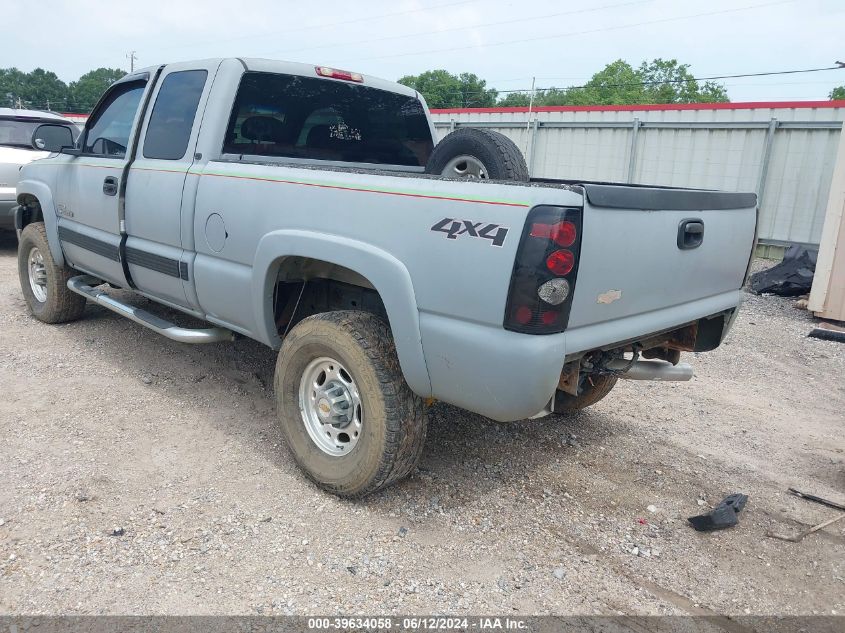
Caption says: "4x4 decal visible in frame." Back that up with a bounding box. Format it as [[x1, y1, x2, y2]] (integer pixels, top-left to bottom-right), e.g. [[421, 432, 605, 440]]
[[430, 218, 509, 247]]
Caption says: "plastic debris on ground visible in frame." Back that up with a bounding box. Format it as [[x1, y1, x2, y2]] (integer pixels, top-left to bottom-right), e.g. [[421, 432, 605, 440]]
[[750, 245, 817, 296], [808, 321, 845, 343], [688, 493, 749, 531]]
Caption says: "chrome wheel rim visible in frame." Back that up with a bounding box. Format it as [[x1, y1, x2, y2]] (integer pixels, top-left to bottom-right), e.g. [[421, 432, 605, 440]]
[[298, 356, 362, 456], [441, 154, 489, 179], [27, 247, 48, 303]]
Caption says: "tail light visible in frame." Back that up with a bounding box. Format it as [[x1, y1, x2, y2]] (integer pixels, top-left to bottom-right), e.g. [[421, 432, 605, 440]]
[[504, 205, 583, 334], [316, 66, 363, 82]]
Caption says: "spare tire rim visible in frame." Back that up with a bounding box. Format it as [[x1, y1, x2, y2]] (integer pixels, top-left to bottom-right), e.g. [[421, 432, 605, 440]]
[[441, 154, 489, 179], [27, 247, 48, 303], [299, 356, 363, 456]]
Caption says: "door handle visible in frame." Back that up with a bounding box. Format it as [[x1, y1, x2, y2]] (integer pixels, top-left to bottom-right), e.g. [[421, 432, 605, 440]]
[[103, 176, 118, 196], [677, 219, 704, 250]]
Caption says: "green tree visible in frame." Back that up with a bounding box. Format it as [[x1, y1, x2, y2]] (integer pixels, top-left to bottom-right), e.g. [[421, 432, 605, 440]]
[[831, 86, 845, 100], [0, 68, 28, 107], [497, 92, 531, 107], [398, 69, 497, 108], [498, 88, 572, 107], [638, 59, 728, 103], [68, 68, 126, 112], [22, 68, 68, 110], [398, 70, 457, 108], [530, 88, 571, 106], [0, 67, 67, 110], [494, 58, 730, 107], [456, 72, 497, 107], [565, 60, 646, 105]]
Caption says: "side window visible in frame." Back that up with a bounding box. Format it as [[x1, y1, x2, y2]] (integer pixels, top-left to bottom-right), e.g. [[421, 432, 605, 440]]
[[83, 82, 145, 158], [143, 70, 208, 160]]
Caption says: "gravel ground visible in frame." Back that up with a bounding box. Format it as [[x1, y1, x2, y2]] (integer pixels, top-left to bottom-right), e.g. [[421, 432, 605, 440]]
[[0, 232, 843, 616]]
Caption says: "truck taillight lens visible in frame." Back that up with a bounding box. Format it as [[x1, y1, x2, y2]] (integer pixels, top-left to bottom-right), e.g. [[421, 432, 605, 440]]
[[546, 249, 574, 275], [537, 278, 570, 305], [530, 220, 576, 247], [504, 205, 583, 334]]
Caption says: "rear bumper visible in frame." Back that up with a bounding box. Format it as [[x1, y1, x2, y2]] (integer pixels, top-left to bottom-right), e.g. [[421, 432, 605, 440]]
[[419, 289, 742, 422], [563, 289, 742, 356]]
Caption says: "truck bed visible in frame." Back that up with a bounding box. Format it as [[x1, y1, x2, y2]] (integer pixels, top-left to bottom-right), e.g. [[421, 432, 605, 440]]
[[183, 158, 756, 420]]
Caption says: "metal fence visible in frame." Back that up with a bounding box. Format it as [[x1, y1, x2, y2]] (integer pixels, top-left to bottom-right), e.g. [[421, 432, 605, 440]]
[[431, 102, 845, 249]]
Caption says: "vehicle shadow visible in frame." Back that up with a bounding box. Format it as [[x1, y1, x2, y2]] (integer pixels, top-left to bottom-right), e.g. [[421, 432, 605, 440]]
[[47, 293, 620, 512], [0, 230, 18, 253], [387, 401, 618, 508]]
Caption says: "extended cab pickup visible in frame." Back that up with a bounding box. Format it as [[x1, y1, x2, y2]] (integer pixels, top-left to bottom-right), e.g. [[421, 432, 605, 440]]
[[15, 58, 757, 497]]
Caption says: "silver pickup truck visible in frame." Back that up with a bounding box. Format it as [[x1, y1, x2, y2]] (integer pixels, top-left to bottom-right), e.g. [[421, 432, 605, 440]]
[[14, 58, 757, 497]]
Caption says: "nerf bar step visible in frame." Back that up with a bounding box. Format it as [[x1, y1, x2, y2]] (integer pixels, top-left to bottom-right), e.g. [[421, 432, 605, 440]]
[[67, 275, 235, 344]]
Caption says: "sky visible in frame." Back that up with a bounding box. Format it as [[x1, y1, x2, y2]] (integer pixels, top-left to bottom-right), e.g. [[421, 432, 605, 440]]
[[4, 0, 845, 103]]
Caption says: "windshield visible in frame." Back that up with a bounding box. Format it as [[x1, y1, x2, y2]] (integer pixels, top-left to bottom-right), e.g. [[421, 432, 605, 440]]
[[0, 118, 77, 150]]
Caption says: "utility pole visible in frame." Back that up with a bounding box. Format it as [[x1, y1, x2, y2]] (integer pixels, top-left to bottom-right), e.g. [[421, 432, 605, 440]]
[[126, 51, 137, 72], [524, 76, 536, 158]]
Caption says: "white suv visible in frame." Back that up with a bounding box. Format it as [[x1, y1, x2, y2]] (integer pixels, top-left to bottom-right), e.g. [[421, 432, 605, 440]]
[[0, 108, 78, 230]]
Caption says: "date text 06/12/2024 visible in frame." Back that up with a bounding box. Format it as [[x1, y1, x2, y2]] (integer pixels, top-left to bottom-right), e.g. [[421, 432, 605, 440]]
[[306, 616, 529, 630]]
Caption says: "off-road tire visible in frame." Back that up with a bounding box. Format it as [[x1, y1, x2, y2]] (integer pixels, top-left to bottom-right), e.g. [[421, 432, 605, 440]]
[[425, 128, 529, 181], [17, 222, 86, 324], [552, 375, 618, 413], [274, 311, 427, 497]]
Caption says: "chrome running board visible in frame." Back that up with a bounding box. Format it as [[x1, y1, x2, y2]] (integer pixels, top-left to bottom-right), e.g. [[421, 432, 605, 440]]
[[67, 275, 235, 344]]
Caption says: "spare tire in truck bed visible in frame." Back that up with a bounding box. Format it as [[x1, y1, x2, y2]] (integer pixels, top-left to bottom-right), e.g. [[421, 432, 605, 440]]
[[425, 128, 529, 181]]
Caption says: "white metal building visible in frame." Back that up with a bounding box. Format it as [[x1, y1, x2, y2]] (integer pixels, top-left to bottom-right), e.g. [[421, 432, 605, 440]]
[[430, 101, 845, 253], [62, 101, 845, 254]]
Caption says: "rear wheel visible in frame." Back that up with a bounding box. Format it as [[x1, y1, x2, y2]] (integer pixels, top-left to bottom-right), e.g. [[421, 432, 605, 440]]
[[274, 311, 427, 497], [17, 222, 86, 324], [552, 374, 618, 413], [425, 128, 529, 181]]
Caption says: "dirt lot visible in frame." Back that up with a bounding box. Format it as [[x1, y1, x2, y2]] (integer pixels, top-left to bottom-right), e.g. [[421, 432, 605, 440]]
[[0, 230, 843, 616]]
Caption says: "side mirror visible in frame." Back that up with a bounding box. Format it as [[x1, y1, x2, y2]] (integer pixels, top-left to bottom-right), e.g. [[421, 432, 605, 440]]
[[31, 124, 75, 153]]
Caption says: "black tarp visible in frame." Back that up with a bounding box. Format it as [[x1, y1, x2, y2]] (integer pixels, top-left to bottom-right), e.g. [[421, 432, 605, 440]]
[[750, 245, 818, 296]]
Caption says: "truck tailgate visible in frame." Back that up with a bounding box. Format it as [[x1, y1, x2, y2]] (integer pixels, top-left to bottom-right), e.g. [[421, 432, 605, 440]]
[[567, 184, 757, 331]]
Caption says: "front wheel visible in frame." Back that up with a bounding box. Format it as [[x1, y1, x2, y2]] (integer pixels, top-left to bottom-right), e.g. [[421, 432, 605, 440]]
[[274, 311, 427, 497], [17, 222, 86, 324]]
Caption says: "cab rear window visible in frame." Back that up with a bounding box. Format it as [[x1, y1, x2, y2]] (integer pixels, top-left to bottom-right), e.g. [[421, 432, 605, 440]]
[[223, 72, 433, 167]]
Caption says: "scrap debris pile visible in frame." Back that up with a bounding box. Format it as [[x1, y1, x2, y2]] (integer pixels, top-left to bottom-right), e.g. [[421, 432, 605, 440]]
[[750, 246, 845, 342], [750, 245, 817, 297]]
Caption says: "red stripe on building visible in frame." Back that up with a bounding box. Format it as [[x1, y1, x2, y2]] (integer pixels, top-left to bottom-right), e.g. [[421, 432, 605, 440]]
[[429, 100, 845, 114]]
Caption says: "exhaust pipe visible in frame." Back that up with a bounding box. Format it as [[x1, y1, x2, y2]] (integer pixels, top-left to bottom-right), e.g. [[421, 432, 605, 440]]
[[605, 358, 693, 381]]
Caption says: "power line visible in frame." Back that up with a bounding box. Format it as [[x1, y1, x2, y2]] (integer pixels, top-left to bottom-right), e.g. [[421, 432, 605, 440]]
[[19, 62, 845, 107], [259, 0, 651, 58], [154, 0, 481, 53], [722, 80, 845, 87], [560, 64, 845, 91], [351, 0, 796, 62], [18, 64, 845, 112], [17, 64, 845, 113], [404, 65, 845, 98]]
